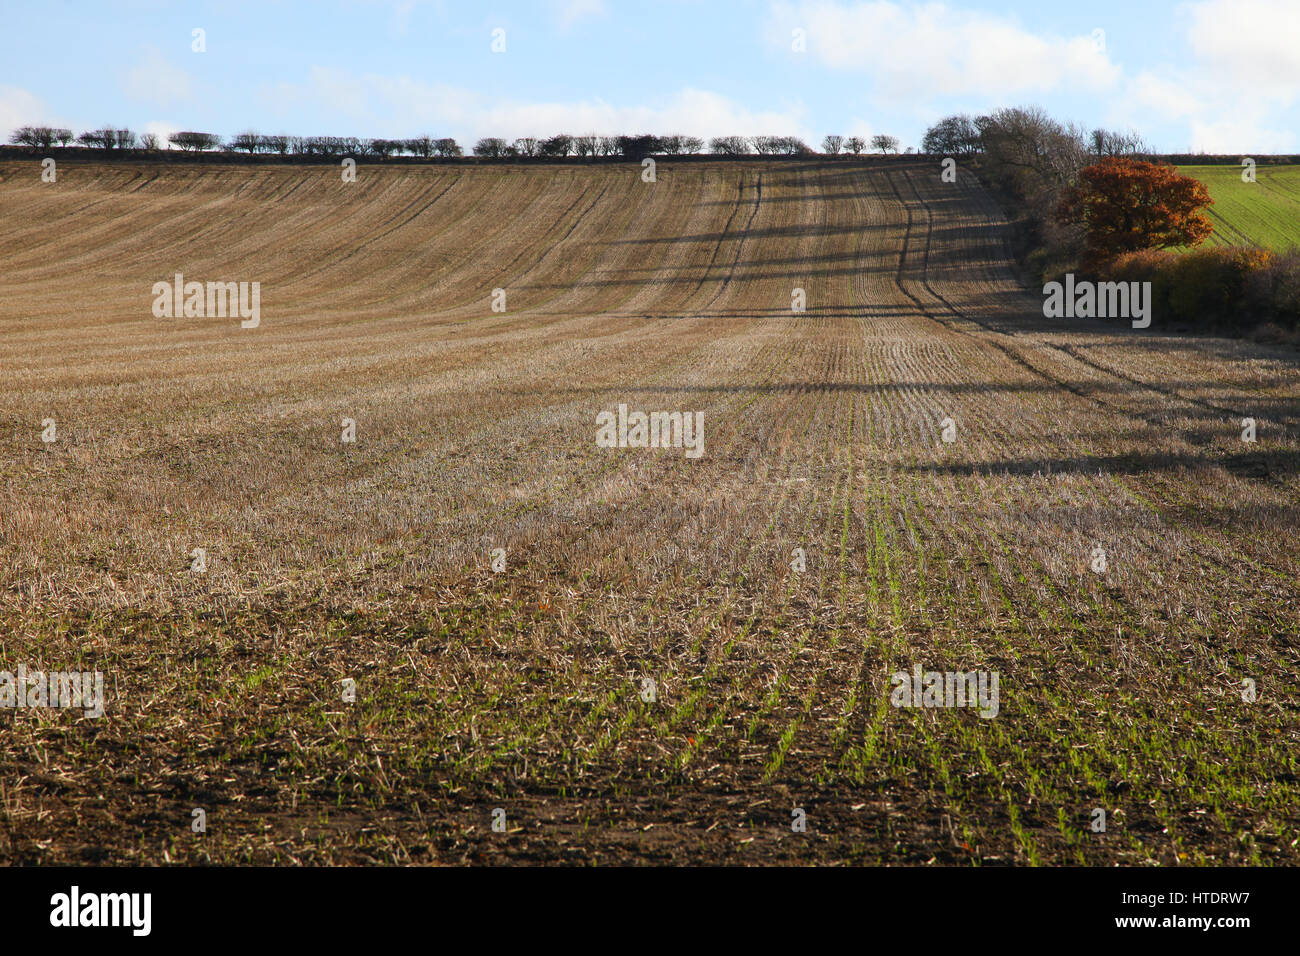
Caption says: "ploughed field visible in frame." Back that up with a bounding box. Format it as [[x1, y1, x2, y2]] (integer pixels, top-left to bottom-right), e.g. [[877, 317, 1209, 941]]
[[1, 158, 1298, 865]]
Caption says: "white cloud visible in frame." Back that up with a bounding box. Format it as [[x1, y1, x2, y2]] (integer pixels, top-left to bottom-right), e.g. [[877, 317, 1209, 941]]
[[121, 48, 195, 108], [468, 87, 808, 139], [141, 120, 184, 148], [766, 1, 1120, 99], [1124, 72, 1203, 122], [1104, 0, 1300, 152], [0, 86, 51, 137], [261, 68, 810, 141], [844, 118, 875, 143], [772, 1, 1297, 153], [1189, 117, 1294, 154], [1187, 0, 1300, 104]]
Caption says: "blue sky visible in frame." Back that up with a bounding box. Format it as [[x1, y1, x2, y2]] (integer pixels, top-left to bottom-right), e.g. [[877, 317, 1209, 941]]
[[3, 0, 1298, 152]]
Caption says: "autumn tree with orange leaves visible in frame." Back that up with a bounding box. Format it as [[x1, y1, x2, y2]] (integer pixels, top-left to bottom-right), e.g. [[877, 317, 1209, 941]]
[[1056, 157, 1213, 267]]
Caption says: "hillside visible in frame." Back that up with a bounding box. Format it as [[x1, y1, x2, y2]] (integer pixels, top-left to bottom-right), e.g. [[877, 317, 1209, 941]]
[[1182, 163, 1300, 250], [1, 159, 1298, 865]]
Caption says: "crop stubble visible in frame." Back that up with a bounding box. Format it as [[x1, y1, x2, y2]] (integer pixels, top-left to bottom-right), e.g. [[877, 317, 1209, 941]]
[[0, 158, 1297, 864]]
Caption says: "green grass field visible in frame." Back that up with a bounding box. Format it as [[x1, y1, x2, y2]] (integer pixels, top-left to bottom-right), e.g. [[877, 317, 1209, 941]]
[[1181, 164, 1300, 251]]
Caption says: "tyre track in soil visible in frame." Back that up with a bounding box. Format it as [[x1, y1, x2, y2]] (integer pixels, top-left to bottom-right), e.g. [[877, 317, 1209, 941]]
[[771, 165, 1013, 859], [900, 164, 1300, 862], [895, 162, 1251, 451], [377, 167, 857, 848], [911, 166, 1300, 603], [2, 159, 1298, 865], [909, 167, 1294, 590], [401, 169, 830, 797], [950, 169, 1296, 425]]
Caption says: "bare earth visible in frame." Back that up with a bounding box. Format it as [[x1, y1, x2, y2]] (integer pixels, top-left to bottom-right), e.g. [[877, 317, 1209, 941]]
[[1, 158, 1297, 865]]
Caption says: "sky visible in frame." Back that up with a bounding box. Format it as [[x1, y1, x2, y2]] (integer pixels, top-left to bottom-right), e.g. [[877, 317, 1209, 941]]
[[2, 0, 1298, 153]]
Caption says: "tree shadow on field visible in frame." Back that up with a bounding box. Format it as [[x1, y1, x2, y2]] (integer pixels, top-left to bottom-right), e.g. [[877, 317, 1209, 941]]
[[607, 215, 1008, 247], [489, 378, 1300, 421], [761, 159, 940, 188], [593, 221, 1003, 260], [521, 262, 1014, 288], [586, 305, 1009, 319], [516, 243, 1028, 293], [610, 221, 885, 245], [696, 189, 902, 206], [905, 448, 1300, 481]]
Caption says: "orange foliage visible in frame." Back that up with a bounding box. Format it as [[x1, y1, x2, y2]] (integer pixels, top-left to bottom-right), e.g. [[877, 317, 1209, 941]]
[[1057, 158, 1214, 267], [1106, 245, 1283, 330]]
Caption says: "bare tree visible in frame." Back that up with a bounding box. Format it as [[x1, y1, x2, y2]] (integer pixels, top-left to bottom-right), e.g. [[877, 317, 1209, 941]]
[[171, 131, 221, 151], [657, 135, 704, 156], [844, 136, 864, 154], [658, 135, 684, 156], [303, 135, 354, 156], [975, 106, 1088, 201], [822, 135, 843, 155], [753, 135, 811, 155], [871, 134, 899, 154], [513, 137, 540, 157], [9, 127, 41, 147], [921, 115, 979, 155], [541, 134, 572, 157], [572, 135, 599, 158], [709, 136, 751, 156], [140, 132, 160, 150], [473, 137, 508, 158], [77, 128, 117, 149], [615, 135, 659, 160], [54, 128, 74, 147], [1089, 127, 1149, 157], [76, 127, 132, 150], [433, 138, 462, 157], [229, 131, 260, 154], [366, 138, 401, 158]]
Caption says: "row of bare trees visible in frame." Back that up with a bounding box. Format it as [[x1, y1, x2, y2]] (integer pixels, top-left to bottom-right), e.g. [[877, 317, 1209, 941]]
[[473, 135, 818, 158], [10, 126, 161, 150], [821, 135, 900, 154], [10, 124, 909, 159], [921, 108, 1149, 208], [473, 135, 712, 158], [223, 134, 465, 157], [7, 127, 462, 157], [918, 106, 1152, 277], [707, 135, 816, 155], [10, 126, 75, 148], [921, 110, 1148, 166]]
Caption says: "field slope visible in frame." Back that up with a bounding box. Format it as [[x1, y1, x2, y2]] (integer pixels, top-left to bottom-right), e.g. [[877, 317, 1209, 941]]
[[1, 158, 1298, 865], [1182, 163, 1300, 250]]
